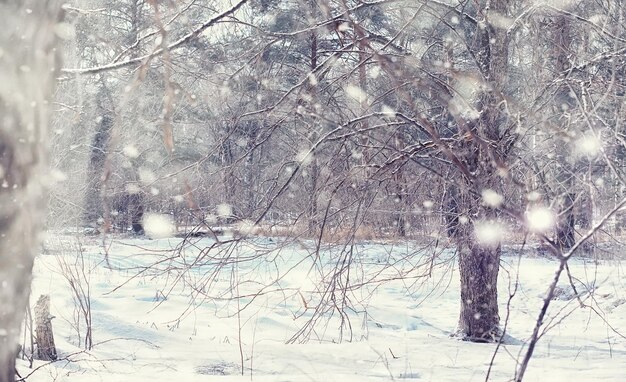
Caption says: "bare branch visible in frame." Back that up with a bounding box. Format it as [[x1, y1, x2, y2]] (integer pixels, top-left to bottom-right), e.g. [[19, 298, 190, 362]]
[[61, 0, 250, 75]]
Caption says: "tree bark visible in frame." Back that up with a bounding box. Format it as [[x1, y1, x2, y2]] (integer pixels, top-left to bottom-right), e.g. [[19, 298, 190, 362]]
[[83, 97, 113, 228], [556, 192, 576, 250], [446, 0, 511, 342], [0, 2, 61, 380], [458, 246, 501, 340], [448, 185, 502, 341], [34, 295, 57, 361], [129, 193, 145, 234], [552, 16, 578, 251]]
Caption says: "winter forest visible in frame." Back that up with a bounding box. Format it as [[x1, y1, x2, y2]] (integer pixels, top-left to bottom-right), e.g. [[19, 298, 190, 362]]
[[1, 0, 626, 380]]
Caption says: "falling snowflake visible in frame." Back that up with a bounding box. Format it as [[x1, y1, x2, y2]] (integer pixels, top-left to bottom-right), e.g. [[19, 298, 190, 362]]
[[481, 189, 503, 208], [143, 213, 175, 239], [125, 183, 141, 195], [217, 203, 232, 218], [344, 84, 367, 103], [123, 145, 139, 158], [595, 178, 604, 187], [575, 133, 602, 157], [526, 207, 555, 232], [526, 191, 542, 202], [370, 66, 381, 79], [237, 220, 257, 235], [138, 167, 156, 184], [474, 220, 505, 246]]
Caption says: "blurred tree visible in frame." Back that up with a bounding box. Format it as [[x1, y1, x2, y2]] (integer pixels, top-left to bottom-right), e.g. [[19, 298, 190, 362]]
[[0, 1, 62, 380]]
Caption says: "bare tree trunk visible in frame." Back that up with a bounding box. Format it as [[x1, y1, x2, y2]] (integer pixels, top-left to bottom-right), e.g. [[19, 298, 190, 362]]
[[125, 0, 146, 235], [458, 244, 501, 340], [83, 95, 113, 228], [305, 15, 320, 233], [552, 16, 578, 251], [0, 1, 61, 380], [448, 185, 501, 341], [129, 193, 145, 234], [449, 0, 511, 342], [392, 135, 406, 237], [34, 295, 57, 361], [556, 192, 576, 250]]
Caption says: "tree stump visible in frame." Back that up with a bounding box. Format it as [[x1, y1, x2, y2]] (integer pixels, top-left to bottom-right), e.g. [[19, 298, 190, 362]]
[[34, 295, 57, 361]]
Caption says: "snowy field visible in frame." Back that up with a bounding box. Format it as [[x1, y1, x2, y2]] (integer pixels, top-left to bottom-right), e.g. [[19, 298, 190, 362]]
[[18, 233, 626, 381]]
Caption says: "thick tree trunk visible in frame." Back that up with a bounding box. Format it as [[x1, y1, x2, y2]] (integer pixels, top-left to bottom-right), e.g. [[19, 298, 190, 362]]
[[0, 2, 61, 380], [458, 244, 501, 341], [447, 186, 502, 341], [446, 0, 510, 342]]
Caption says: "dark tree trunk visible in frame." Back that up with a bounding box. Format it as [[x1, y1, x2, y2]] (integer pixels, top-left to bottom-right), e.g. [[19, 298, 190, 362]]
[[305, 21, 320, 234], [392, 134, 407, 237], [83, 104, 113, 228], [0, 2, 61, 380], [124, 0, 146, 235], [458, 245, 501, 341], [551, 16, 578, 251], [220, 137, 237, 221], [446, 0, 511, 342], [577, 176, 595, 252], [129, 193, 145, 234], [556, 193, 576, 250], [306, 160, 320, 233], [447, 185, 502, 341]]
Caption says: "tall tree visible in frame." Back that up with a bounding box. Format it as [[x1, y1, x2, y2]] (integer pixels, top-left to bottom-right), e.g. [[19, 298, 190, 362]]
[[455, 2, 508, 341]]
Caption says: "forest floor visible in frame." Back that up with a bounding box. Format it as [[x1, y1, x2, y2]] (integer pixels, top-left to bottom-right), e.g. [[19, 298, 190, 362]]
[[18, 232, 626, 381]]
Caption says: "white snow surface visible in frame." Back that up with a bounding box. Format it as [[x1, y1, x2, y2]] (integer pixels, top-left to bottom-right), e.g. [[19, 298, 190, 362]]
[[19, 233, 626, 381]]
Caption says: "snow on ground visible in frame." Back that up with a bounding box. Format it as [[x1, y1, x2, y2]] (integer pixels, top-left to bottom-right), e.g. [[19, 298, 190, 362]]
[[17, 233, 626, 381]]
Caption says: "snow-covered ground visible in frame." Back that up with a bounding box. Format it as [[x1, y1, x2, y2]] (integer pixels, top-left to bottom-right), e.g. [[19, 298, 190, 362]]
[[18, 233, 626, 381]]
